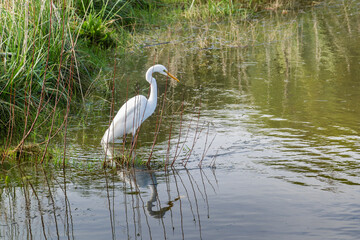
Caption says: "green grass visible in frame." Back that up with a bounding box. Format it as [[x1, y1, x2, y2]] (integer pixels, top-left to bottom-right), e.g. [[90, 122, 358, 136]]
[[0, 1, 77, 135], [0, 0, 137, 141]]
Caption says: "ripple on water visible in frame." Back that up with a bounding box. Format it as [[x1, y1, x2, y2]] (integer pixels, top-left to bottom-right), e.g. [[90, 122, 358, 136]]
[[198, 101, 360, 189]]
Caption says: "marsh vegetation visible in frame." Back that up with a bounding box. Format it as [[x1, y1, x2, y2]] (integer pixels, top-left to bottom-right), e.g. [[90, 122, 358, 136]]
[[0, 0, 314, 165]]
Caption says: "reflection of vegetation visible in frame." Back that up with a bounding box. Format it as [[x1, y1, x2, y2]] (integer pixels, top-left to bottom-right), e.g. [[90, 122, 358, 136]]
[[0, 162, 216, 240], [182, 0, 313, 20], [132, 0, 360, 128]]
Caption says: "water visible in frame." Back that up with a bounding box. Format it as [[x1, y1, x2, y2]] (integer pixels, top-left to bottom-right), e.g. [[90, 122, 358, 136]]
[[2, 1, 360, 239]]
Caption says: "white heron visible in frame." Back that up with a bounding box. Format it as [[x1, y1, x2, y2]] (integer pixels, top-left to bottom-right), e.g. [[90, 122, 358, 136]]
[[101, 64, 180, 153]]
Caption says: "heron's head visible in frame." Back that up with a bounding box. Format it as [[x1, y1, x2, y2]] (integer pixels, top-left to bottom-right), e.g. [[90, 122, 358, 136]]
[[148, 64, 180, 82], [152, 64, 168, 76]]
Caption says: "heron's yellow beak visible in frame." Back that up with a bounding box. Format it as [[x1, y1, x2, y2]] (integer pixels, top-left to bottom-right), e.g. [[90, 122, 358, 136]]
[[165, 70, 180, 82]]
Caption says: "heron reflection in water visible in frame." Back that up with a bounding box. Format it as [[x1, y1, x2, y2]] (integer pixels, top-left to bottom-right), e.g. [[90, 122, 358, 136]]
[[118, 168, 180, 219]]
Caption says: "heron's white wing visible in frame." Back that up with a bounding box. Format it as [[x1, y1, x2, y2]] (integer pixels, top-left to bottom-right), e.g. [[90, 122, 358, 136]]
[[103, 95, 148, 143]]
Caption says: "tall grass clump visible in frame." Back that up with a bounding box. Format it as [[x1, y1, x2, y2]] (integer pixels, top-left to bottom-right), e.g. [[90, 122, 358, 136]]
[[0, 0, 134, 143], [0, 1, 77, 138]]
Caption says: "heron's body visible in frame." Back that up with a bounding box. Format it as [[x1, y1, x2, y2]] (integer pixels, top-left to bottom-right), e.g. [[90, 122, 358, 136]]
[[101, 65, 179, 147]]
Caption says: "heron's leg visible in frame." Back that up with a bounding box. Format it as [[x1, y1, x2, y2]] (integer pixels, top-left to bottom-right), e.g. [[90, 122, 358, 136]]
[[130, 130, 137, 148], [122, 134, 128, 144], [131, 135, 135, 146]]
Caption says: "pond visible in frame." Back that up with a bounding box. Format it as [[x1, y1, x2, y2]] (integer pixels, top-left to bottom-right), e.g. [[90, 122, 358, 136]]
[[1, 1, 360, 239]]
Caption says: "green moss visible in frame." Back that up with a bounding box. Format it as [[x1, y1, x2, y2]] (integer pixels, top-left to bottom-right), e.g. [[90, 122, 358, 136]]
[[1, 144, 53, 163]]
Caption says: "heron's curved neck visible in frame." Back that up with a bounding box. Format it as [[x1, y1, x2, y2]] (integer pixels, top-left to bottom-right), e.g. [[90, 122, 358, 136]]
[[147, 76, 157, 112]]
